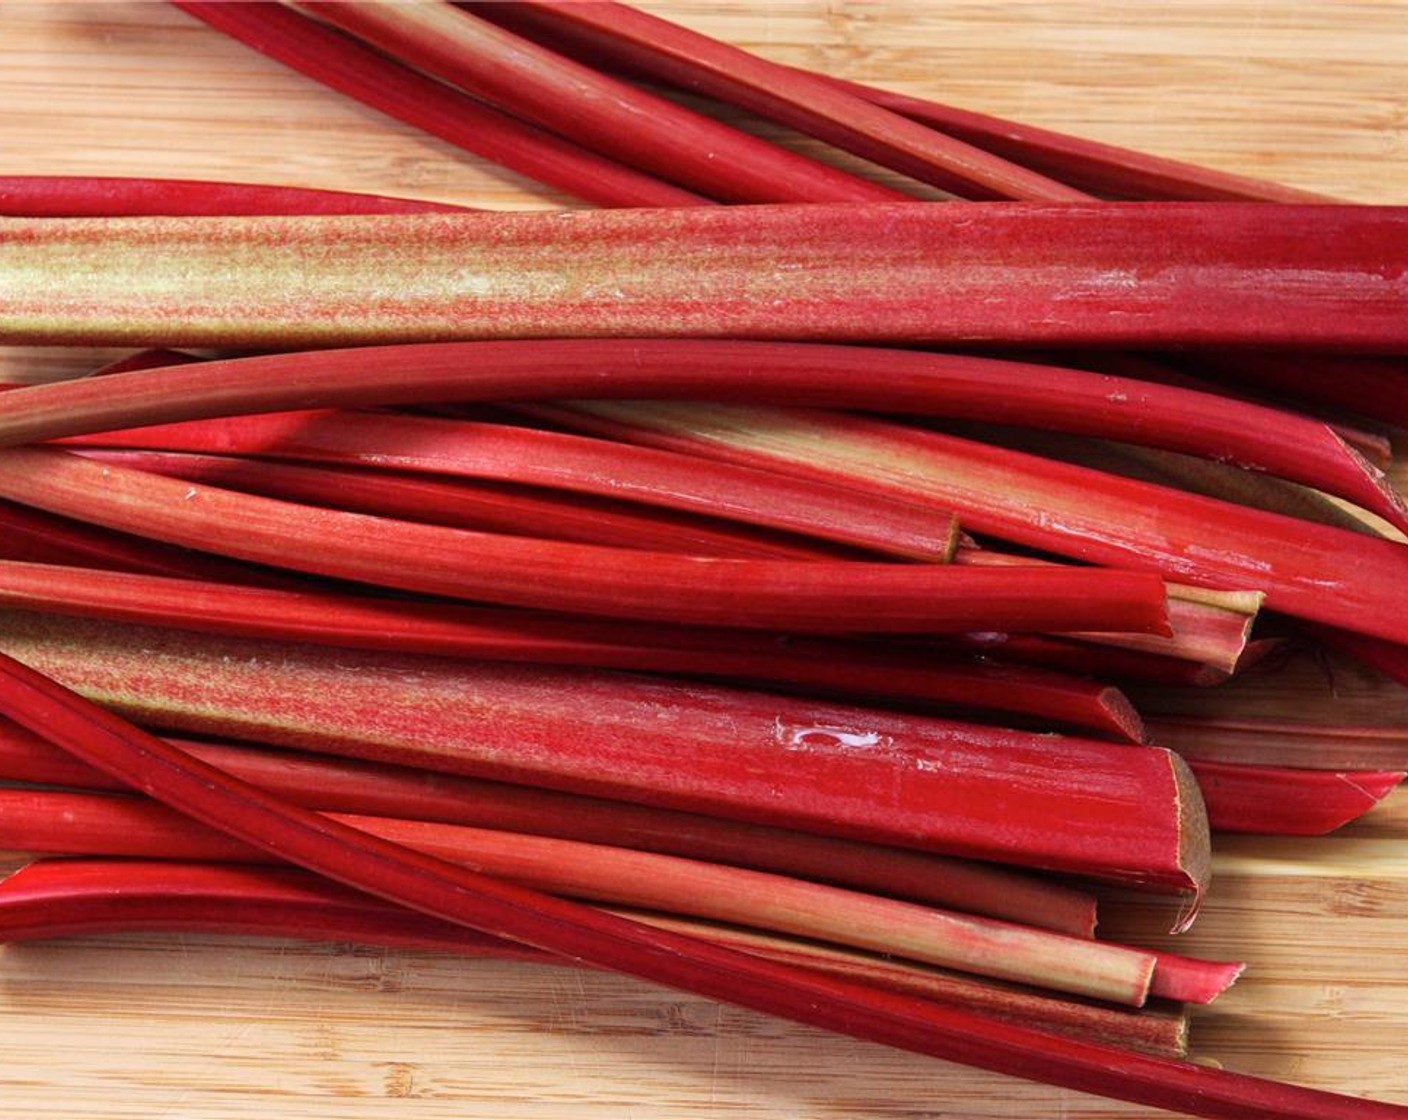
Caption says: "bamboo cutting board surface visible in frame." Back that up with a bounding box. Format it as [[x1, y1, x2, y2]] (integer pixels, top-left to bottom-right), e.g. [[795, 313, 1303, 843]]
[[2, 2, 1408, 1116]]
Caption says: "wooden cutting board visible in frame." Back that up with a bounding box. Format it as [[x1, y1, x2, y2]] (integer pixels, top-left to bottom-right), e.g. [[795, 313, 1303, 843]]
[[1, 3, 1407, 1116]]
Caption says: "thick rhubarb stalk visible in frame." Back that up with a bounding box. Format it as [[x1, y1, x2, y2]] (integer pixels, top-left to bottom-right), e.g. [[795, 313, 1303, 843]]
[[0, 447, 1169, 636], [3, 206, 1407, 348], [0, 558, 1143, 739], [87, 448, 842, 561], [0, 175, 465, 216], [0, 655, 1394, 1119], [472, 0, 1331, 204], [0, 720, 1100, 935], [1147, 718, 1408, 771], [0, 860, 1189, 1057], [172, 1, 702, 208], [0, 610, 1210, 898], [303, 1, 902, 205], [67, 410, 959, 560], [1185, 760, 1404, 835], [545, 400, 1408, 646], [0, 786, 1171, 1004], [395, 1, 1081, 202]]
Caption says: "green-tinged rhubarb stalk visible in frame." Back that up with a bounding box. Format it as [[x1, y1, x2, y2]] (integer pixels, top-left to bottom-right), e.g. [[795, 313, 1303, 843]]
[[0, 609, 1211, 901], [2, 206, 1406, 348], [0, 654, 1395, 1119]]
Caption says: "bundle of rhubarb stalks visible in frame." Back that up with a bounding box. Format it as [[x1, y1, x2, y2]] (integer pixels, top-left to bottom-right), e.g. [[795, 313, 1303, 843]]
[[1, 2, 1407, 1117]]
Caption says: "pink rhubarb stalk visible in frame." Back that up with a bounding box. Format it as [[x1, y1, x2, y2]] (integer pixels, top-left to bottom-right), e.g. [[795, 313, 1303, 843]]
[[0, 446, 1169, 636], [302, 1, 902, 205], [0, 655, 1395, 1119], [0, 609, 1210, 898], [0, 558, 1142, 739], [171, 1, 703, 208], [3, 206, 1407, 348], [0, 175, 465, 216], [0, 719, 1100, 936]]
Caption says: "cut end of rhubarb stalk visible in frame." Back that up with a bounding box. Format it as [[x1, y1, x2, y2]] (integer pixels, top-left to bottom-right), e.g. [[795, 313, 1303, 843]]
[[1098, 685, 1147, 744], [1149, 951, 1246, 1005], [1170, 753, 1213, 933]]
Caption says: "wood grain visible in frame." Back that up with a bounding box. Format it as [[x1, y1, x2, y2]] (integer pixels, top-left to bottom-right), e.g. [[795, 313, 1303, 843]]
[[1, 2, 1407, 1116]]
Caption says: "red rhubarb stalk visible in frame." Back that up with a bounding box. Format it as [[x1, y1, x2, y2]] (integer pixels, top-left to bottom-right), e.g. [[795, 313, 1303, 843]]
[[358, 1, 1079, 202], [0, 558, 1143, 739], [0, 719, 1100, 935], [67, 410, 960, 561], [0, 860, 1189, 1057], [1185, 760, 1404, 835], [0, 446, 1169, 636], [1195, 354, 1408, 431], [0, 786, 1170, 1004], [546, 400, 1408, 646], [3, 206, 1407, 348], [0, 655, 1394, 1119], [0, 175, 466, 216], [0, 609, 1210, 898], [303, 1, 903, 205]]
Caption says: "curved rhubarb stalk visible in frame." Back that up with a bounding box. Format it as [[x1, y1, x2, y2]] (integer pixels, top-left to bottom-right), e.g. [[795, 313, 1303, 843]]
[[170, 2, 703, 208], [1186, 760, 1404, 836], [0, 655, 1397, 1119], [0, 861, 1189, 1058], [66, 411, 959, 561], [0, 175, 465, 216], [3, 205, 1407, 348], [0, 446, 1169, 636], [0, 609, 1209, 897], [302, 1, 902, 205], [0, 787, 1167, 1004], [354, 1, 1078, 202], [0, 721, 1100, 936], [0, 560, 1141, 740]]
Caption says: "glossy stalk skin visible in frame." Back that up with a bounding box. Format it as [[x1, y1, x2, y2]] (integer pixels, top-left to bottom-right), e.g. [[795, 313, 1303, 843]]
[[67, 410, 959, 561], [1186, 760, 1404, 835], [55, 335, 1408, 537], [0, 720, 1100, 936], [88, 448, 842, 561], [0, 175, 465, 216], [0, 657, 1394, 1120], [0, 448, 1168, 635], [456, 1, 1083, 202], [4, 205, 1408, 349], [0, 860, 1189, 1058], [303, 1, 901, 205], [0, 558, 1143, 740], [171, 2, 702, 209], [549, 400, 1408, 646], [0, 609, 1210, 897], [0, 787, 1163, 1004], [470, 0, 1330, 204], [1147, 717, 1408, 772]]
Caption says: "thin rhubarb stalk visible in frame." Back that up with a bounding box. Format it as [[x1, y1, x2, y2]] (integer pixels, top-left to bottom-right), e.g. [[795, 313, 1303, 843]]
[[1146, 717, 1408, 772], [80, 448, 846, 561], [57, 335, 1408, 537], [4, 206, 1407, 348], [0, 720, 1100, 936], [0, 558, 1140, 739], [1196, 354, 1408, 431], [66, 410, 959, 561], [0, 609, 1210, 898], [0, 446, 1170, 636], [1185, 760, 1404, 836], [472, 0, 1332, 204], [946, 633, 1234, 688], [0, 786, 1167, 1004], [405, 1, 1082, 202], [0, 656, 1395, 1119], [0, 860, 1189, 1058], [0, 175, 466, 216], [546, 400, 1408, 646], [303, 1, 903, 205], [171, 2, 703, 208]]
